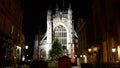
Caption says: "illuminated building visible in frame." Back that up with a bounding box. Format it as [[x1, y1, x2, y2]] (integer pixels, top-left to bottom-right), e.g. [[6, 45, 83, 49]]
[[33, 4, 78, 62]]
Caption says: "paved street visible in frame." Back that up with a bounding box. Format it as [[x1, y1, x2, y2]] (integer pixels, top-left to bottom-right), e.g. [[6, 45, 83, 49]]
[[19, 64, 30, 68], [4, 62, 120, 68], [71, 66, 81, 68]]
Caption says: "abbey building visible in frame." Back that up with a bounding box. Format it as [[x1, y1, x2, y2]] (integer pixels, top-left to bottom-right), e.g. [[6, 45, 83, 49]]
[[33, 4, 78, 61]]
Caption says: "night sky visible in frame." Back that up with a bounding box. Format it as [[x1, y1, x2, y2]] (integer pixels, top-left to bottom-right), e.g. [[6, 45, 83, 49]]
[[20, 0, 92, 58]]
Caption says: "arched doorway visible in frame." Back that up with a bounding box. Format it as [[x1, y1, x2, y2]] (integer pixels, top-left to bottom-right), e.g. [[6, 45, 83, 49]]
[[40, 49, 46, 61]]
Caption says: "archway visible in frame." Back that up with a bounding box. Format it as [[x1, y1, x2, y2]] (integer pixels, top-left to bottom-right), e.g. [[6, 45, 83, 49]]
[[40, 49, 46, 61]]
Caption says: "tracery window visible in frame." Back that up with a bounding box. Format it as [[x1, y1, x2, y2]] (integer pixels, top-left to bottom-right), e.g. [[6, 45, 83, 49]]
[[54, 25, 67, 46]]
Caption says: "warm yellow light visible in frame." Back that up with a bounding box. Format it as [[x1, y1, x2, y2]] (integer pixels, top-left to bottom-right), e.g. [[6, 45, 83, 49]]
[[117, 46, 120, 61], [112, 48, 116, 52], [83, 55, 86, 57], [80, 55, 82, 57], [93, 47, 97, 52], [88, 48, 92, 52]]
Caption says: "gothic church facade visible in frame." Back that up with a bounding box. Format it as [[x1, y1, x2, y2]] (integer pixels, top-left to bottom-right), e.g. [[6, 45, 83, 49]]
[[33, 4, 78, 61]]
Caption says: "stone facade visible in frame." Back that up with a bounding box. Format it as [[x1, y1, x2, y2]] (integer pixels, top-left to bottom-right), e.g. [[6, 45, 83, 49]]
[[76, 0, 120, 64], [33, 4, 78, 61]]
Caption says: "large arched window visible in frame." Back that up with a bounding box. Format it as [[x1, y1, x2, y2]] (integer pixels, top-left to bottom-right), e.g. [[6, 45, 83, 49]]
[[54, 25, 67, 47]]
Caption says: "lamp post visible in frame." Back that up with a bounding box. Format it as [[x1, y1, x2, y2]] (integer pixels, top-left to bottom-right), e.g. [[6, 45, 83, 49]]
[[88, 48, 92, 63], [25, 45, 29, 60], [112, 47, 116, 62]]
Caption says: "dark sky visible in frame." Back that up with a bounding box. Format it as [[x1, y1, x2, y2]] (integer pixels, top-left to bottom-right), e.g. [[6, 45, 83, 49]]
[[20, 0, 92, 58]]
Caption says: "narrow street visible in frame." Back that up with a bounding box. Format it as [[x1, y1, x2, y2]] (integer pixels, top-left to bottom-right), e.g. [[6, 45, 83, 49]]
[[71, 66, 81, 68]]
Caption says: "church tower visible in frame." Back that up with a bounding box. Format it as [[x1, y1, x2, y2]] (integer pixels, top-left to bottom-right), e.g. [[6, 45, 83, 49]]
[[68, 3, 72, 20]]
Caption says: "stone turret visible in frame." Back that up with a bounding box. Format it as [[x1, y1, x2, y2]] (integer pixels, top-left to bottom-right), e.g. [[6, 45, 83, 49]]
[[68, 3, 72, 20]]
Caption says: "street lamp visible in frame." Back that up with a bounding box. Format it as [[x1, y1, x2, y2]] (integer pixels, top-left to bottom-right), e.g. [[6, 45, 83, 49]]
[[88, 48, 92, 63], [112, 47, 116, 53], [25, 45, 29, 49], [112, 47, 116, 62], [88, 48, 92, 52], [25, 45, 29, 60]]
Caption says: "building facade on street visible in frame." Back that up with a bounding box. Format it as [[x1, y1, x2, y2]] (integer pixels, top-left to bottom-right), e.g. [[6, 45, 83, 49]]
[[0, 0, 24, 67], [76, 0, 120, 66], [33, 4, 78, 62], [76, 18, 88, 63], [92, 0, 120, 63]]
